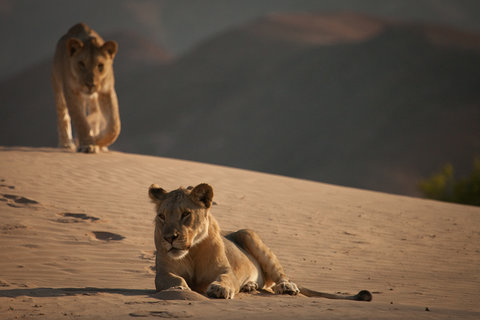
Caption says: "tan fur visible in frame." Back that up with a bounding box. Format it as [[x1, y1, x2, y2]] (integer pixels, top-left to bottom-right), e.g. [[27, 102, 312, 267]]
[[148, 183, 372, 301], [51, 23, 120, 153]]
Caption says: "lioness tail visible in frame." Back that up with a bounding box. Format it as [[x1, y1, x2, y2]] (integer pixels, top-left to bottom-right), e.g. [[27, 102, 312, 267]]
[[299, 287, 372, 301]]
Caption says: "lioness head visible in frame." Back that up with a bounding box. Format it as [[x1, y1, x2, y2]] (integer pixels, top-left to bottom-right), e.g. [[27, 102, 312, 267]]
[[66, 37, 118, 95], [149, 183, 214, 260]]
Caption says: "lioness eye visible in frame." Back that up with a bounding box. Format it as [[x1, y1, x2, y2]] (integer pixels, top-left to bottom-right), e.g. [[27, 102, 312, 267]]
[[157, 212, 165, 221], [98, 63, 104, 72], [181, 211, 191, 220], [78, 61, 85, 69]]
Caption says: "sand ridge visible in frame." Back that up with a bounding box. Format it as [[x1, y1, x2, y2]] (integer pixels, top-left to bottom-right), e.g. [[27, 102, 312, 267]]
[[1, 147, 479, 319]]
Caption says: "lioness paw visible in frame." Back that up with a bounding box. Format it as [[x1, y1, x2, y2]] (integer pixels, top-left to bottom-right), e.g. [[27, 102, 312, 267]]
[[240, 281, 258, 293], [77, 145, 99, 154], [59, 142, 76, 151], [167, 286, 190, 291], [273, 280, 300, 295], [206, 282, 235, 299]]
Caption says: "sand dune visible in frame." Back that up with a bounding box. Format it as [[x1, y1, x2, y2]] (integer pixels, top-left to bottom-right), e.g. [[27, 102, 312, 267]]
[[1, 147, 479, 319]]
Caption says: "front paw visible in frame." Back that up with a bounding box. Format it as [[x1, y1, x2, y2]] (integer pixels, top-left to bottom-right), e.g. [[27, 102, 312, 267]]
[[206, 281, 235, 299], [59, 142, 76, 151], [77, 145, 99, 153], [240, 281, 258, 293], [168, 286, 190, 291], [273, 280, 299, 295]]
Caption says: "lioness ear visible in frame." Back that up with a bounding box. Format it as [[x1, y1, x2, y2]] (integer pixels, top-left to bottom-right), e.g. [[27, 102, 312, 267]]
[[149, 184, 167, 202], [190, 183, 213, 208], [102, 41, 118, 59], [67, 38, 83, 57]]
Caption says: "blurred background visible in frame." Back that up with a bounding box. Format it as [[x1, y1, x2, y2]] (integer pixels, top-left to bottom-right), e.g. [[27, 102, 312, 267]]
[[1, 0, 479, 202]]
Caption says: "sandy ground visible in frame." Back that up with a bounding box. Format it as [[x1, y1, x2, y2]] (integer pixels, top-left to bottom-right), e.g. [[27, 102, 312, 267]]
[[0, 146, 479, 319]]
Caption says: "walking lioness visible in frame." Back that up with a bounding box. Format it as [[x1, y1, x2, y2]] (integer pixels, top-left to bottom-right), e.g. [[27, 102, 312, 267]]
[[52, 23, 120, 153], [149, 183, 372, 301]]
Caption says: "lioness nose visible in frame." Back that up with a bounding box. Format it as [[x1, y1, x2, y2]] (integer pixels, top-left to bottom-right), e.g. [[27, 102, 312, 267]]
[[85, 74, 95, 89], [85, 80, 94, 89], [164, 233, 179, 244]]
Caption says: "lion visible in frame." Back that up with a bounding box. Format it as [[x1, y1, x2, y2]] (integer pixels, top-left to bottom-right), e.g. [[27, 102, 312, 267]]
[[148, 183, 372, 301], [51, 23, 121, 153]]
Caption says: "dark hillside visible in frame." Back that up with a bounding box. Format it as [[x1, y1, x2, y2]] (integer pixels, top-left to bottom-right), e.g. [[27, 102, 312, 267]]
[[1, 14, 479, 196], [118, 14, 480, 195]]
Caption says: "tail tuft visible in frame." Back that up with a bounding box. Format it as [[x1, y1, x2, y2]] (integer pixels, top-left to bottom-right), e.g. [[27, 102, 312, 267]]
[[354, 290, 372, 301]]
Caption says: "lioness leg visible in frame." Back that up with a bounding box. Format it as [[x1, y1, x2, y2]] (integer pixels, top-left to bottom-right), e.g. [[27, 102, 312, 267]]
[[227, 229, 299, 295], [52, 78, 75, 150], [86, 95, 102, 137], [95, 91, 121, 148], [155, 272, 190, 292], [64, 93, 98, 153]]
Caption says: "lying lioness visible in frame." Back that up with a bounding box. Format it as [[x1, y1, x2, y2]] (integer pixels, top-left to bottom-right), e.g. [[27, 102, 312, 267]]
[[149, 183, 372, 301]]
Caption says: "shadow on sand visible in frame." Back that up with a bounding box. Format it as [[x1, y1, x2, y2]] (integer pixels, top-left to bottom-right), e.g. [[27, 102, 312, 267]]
[[0, 287, 209, 301], [0, 287, 155, 298]]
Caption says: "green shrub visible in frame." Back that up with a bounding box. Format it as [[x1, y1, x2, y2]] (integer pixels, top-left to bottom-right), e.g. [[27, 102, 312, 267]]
[[419, 157, 480, 206]]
